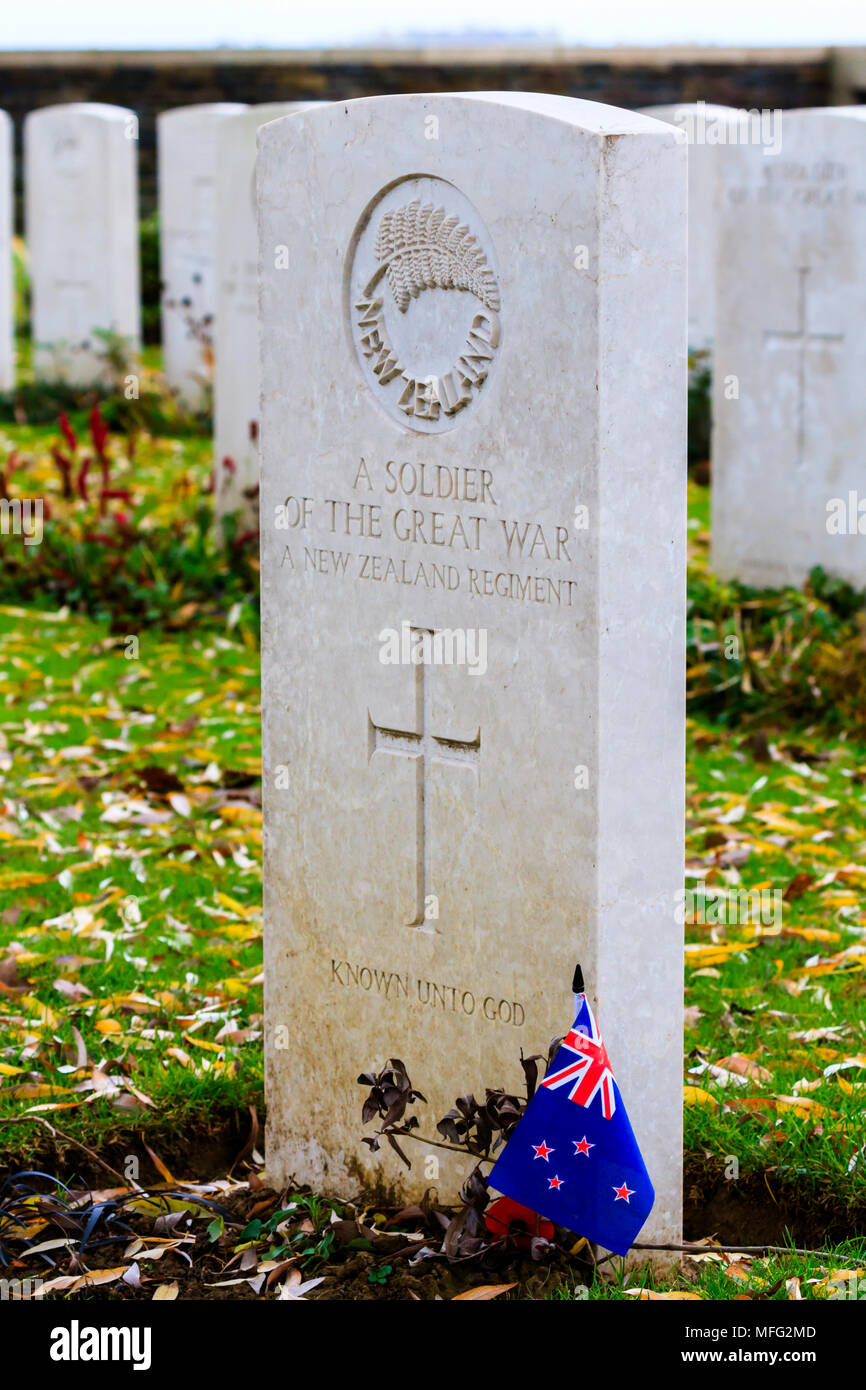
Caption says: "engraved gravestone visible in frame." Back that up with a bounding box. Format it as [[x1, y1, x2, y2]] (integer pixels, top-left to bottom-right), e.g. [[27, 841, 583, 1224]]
[[259, 94, 686, 1254], [213, 104, 322, 527], [712, 109, 866, 588], [25, 104, 140, 385], [158, 103, 247, 409], [0, 110, 12, 391], [640, 104, 750, 352]]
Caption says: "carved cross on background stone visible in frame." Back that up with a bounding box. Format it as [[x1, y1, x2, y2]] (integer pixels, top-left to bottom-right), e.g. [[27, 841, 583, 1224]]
[[763, 265, 844, 469]]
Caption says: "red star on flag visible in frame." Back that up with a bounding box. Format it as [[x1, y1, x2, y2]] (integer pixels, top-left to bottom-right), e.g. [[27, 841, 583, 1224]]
[[573, 1136, 594, 1157], [532, 1140, 554, 1161], [613, 1182, 635, 1203], [548, 1174, 565, 1190]]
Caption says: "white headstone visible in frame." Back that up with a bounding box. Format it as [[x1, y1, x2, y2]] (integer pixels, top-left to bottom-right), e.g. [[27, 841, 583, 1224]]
[[157, 103, 247, 410], [641, 103, 751, 352], [259, 94, 686, 1257], [25, 104, 140, 385], [712, 108, 866, 588], [213, 103, 322, 527], [0, 111, 13, 392]]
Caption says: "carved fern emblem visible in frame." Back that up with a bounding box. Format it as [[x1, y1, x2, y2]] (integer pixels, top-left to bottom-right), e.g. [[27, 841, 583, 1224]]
[[374, 200, 500, 314]]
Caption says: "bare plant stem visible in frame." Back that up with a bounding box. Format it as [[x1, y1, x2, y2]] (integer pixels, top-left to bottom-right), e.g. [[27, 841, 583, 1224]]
[[0, 1115, 139, 1189], [380, 1129, 494, 1164]]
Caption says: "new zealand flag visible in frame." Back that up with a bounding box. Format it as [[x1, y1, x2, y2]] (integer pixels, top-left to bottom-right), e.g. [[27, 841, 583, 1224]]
[[488, 990, 654, 1256]]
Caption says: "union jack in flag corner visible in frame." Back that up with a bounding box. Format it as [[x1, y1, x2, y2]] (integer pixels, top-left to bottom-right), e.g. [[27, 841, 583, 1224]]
[[488, 982, 654, 1256]]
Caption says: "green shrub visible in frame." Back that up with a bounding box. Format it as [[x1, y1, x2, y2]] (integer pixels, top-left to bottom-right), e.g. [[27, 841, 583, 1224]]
[[0, 409, 256, 627], [687, 558, 866, 733], [687, 348, 712, 474], [140, 210, 162, 346]]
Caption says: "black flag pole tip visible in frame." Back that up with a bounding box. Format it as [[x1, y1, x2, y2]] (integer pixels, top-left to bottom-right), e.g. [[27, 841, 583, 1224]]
[[571, 962, 585, 995]]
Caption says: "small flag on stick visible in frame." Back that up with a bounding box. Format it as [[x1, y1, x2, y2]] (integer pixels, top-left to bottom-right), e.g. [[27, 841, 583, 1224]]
[[488, 967, 654, 1256]]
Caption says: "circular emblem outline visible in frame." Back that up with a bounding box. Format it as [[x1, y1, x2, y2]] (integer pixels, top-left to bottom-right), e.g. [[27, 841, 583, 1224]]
[[345, 175, 502, 435]]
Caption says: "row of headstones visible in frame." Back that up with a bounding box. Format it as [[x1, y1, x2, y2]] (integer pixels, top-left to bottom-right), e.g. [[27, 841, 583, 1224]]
[[0, 101, 319, 523], [4, 92, 858, 1252], [157, 102, 324, 521], [1, 99, 864, 578], [647, 102, 866, 592]]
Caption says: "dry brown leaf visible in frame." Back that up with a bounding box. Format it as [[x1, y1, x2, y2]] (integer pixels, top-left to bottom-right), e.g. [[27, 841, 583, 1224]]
[[142, 1139, 175, 1184], [37, 1266, 130, 1296], [452, 1283, 518, 1301], [0, 955, 23, 988], [716, 1053, 773, 1084], [168, 792, 192, 818], [153, 1282, 179, 1300], [624, 1289, 704, 1300], [53, 978, 92, 1001], [166, 1046, 193, 1067], [783, 872, 815, 902]]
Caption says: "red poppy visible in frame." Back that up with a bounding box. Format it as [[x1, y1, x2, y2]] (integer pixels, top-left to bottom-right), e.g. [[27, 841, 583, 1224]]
[[485, 1196, 554, 1248]]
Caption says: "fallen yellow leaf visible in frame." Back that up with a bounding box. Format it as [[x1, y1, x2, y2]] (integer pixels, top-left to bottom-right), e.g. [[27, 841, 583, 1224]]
[[684, 1086, 717, 1108]]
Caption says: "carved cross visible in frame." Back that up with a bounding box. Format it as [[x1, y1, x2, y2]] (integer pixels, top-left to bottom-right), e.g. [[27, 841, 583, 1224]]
[[763, 266, 844, 468], [368, 627, 480, 932]]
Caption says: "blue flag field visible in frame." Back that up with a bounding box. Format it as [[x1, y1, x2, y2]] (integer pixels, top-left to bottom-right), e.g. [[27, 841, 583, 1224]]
[[488, 991, 654, 1256]]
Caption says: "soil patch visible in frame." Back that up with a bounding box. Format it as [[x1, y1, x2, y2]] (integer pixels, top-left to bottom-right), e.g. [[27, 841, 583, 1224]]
[[2, 1135, 864, 1301], [684, 1154, 866, 1249]]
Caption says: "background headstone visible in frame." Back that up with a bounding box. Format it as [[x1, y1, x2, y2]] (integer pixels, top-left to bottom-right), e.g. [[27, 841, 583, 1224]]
[[213, 103, 322, 528], [157, 103, 246, 410], [712, 108, 866, 588], [25, 103, 140, 385], [641, 103, 750, 353], [259, 93, 686, 1256], [0, 110, 12, 391]]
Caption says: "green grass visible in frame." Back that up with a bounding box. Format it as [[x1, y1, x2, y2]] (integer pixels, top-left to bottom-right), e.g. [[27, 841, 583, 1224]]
[[0, 601, 263, 1162], [0, 407, 864, 1297], [681, 715, 866, 1205], [547, 1236, 866, 1299], [2, 595, 860, 1220]]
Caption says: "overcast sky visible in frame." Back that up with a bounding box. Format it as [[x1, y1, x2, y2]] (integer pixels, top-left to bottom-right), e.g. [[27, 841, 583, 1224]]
[[2, 0, 864, 48]]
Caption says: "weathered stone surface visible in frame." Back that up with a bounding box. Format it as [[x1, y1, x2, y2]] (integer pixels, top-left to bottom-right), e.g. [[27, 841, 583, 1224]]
[[641, 103, 751, 351], [25, 103, 140, 385], [712, 107, 866, 588], [213, 103, 322, 526], [157, 103, 246, 408], [0, 110, 12, 391], [259, 93, 686, 1254]]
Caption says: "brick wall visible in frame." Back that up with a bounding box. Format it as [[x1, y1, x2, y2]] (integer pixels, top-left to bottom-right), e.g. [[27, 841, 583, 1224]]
[[0, 45, 836, 218]]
